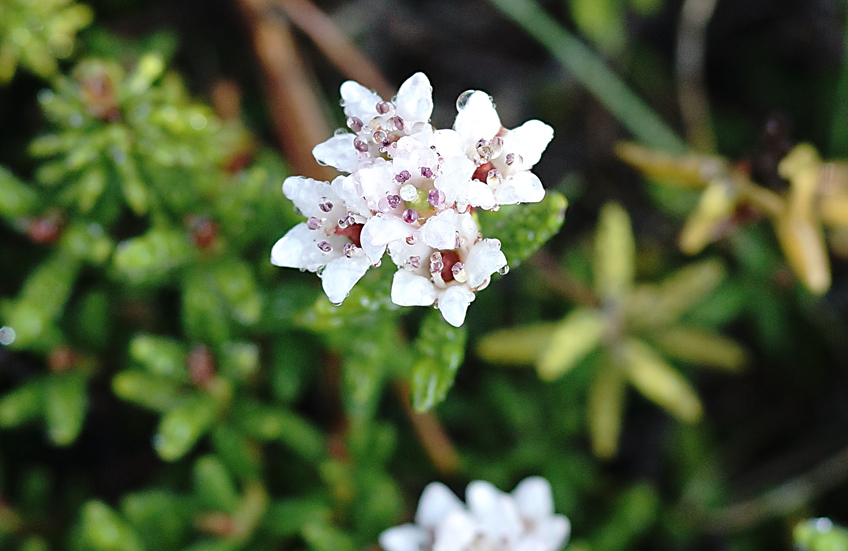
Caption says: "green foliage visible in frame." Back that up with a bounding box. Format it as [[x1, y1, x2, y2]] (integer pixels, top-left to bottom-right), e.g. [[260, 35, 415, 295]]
[[0, 0, 92, 81]]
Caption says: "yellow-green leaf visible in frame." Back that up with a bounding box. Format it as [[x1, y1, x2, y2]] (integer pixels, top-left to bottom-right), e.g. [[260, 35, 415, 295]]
[[773, 213, 831, 295], [588, 357, 626, 459], [622, 338, 702, 422], [648, 326, 747, 371], [615, 142, 725, 189], [679, 181, 737, 255], [44, 371, 88, 446], [594, 203, 635, 303], [537, 309, 605, 380], [476, 323, 557, 365], [626, 258, 725, 328]]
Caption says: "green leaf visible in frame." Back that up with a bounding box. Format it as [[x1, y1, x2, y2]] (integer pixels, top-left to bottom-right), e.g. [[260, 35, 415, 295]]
[[211, 259, 263, 326], [537, 308, 605, 380], [263, 497, 332, 538], [476, 322, 557, 365], [182, 268, 231, 346], [79, 501, 145, 551], [219, 342, 260, 383], [59, 222, 114, 264], [301, 521, 356, 551], [0, 378, 45, 428], [588, 356, 626, 459], [590, 483, 660, 551], [233, 402, 325, 461], [193, 455, 240, 513], [410, 310, 468, 411], [154, 393, 218, 461], [594, 202, 635, 303], [795, 518, 848, 551], [476, 191, 567, 267], [621, 338, 702, 422], [44, 372, 88, 446], [129, 334, 188, 380], [121, 491, 190, 551], [112, 226, 193, 285], [648, 326, 747, 371], [0, 166, 39, 220], [112, 371, 185, 412], [210, 425, 263, 481]]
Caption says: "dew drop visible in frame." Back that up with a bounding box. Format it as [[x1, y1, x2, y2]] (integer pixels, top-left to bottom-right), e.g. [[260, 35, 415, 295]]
[[0, 326, 16, 346], [498, 265, 510, 275], [347, 116, 364, 132], [334, 127, 347, 136], [456, 90, 474, 111], [351, 137, 367, 153], [372, 129, 388, 144], [399, 184, 418, 202]]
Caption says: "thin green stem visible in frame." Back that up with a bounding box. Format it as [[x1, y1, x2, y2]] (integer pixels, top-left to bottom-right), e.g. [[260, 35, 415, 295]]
[[829, 1, 848, 156], [486, 0, 687, 153]]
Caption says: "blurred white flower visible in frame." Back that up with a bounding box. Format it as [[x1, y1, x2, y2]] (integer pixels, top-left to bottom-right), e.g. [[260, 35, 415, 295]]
[[271, 73, 555, 320], [379, 477, 570, 551]]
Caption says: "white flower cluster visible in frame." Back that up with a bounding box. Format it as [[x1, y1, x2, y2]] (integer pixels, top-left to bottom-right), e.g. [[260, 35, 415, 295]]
[[379, 477, 571, 551], [271, 73, 553, 327]]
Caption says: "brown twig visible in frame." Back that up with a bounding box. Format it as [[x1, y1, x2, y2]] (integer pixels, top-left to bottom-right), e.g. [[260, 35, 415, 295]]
[[675, 0, 719, 152], [275, 0, 395, 98], [529, 249, 600, 308], [235, 0, 335, 180], [394, 382, 461, 476], [705, 444, 848, 532]]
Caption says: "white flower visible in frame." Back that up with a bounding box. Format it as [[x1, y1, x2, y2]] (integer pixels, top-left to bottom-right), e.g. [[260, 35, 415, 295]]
[[270, 176, 377, 305], [452, 90, 553, 205], [312, 73, 435, 173], [271, 72, 557, 321], [388, 212, 507, 327], [379, 477, 571, 551]]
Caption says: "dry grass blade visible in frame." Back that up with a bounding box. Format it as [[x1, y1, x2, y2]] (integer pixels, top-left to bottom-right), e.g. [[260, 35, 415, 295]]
[[275, 0, 395, 98], [235, 0, 335, 180]]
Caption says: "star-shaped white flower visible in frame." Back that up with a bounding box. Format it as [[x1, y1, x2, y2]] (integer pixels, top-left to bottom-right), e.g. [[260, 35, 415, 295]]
[[312, 73, 435, 173], [270, 176, 379, 305], [378, 477, 570, 551], [452, 90, 553, 206]]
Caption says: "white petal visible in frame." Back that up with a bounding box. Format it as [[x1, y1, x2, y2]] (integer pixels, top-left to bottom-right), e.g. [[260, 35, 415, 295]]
[[320, 253, 371, 305], [388, 239, 433, 269], [312, 134, 361, 174], [282, 176, 344, 219], [464, 238, 507, 289], [415, 482, 465, 528], [378, 524, 429, 551], [506, 119, 554, 170], [466, 481, 523, 544], [521, 516, 571, 551], [432, 129, 465, 158], [395, 73, 434, 124], [494, 171, 545, 205], [340, 80, 381, 122], [270, 224, 344, 272], [512, 477, 555, 520], [393, 135, 439, 182], [391, 270, 437, 307], [464, 180, 496, 210], [362, 214, 414, 248], [355, 160, 397, 209], [330, 174, 369, 216], [434, 156, 475, 207], [433, 511, 478, 551], [453, 91, 501, 152], [437, 286, 475, 327], [418, 210, 460, 250]]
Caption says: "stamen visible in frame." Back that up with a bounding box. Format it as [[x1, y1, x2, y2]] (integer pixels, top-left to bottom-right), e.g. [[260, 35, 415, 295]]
[[387, 194, 402, 209], [376, 101, 391, 114], [317, 241, 332, 253], [343, 243, 357, 257], [402, 209, 419, 224], [420, 166, 434, 178], [346, 116, 363, 132], [428, 189, 445, 207], [395, 170, 412, 183], [353, 137, 369, 152], [318, 197, 333, 212], [307, 216, 321, 230]]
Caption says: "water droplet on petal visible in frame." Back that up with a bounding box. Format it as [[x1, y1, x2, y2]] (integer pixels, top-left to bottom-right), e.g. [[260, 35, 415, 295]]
[[399, 184, 418, 202], [498, 265, 510, 275], [456, 90, 474, 111]]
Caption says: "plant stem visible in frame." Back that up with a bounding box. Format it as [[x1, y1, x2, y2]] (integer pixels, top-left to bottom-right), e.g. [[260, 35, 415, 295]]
[[675, 0, 718, 152], [486, 0, 687, 153]]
